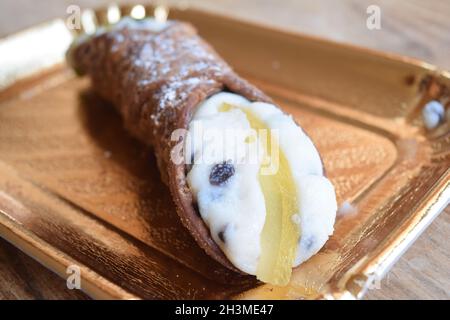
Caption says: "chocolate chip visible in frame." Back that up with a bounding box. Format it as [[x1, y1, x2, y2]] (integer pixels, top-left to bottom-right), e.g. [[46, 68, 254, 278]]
[[218, 226, 228, 243], [303, 236, 315, 250], [185, 152, 195, 174], [209, 161, 235, 186]]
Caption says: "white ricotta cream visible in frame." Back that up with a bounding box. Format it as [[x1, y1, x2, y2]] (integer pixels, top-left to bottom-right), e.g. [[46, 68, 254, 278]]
[[186, 92, 337, 275]]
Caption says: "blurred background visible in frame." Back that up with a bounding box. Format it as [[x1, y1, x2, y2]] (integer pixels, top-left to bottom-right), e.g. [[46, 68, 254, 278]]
[[1, 0, 449, 70], [0, 0, 448, 300]]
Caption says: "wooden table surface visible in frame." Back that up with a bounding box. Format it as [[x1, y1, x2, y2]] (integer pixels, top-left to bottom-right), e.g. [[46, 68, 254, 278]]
[[0, 0, 449, 300]]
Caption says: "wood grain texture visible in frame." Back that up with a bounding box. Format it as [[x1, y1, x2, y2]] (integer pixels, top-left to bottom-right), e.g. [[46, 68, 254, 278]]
[[0, 238, 89, 300], [0, 0, 448, 300], [365, 206, 450, 300], [1, 0, 449, 71]]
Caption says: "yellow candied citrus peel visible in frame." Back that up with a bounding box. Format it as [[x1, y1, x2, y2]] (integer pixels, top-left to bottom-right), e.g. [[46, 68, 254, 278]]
[[219, 103, 300, 286]]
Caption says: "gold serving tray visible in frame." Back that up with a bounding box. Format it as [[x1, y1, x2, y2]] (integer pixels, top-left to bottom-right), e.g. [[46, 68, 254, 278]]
[[0, 4, 448, 300]]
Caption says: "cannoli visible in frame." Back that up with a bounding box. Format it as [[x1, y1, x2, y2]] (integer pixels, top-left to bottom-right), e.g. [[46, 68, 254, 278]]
[[68, 17, 337, 286]]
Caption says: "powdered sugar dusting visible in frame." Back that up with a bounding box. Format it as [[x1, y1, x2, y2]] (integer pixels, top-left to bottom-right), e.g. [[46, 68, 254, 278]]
[[71, 19, 266, 149], [107, 23, 231, 132]]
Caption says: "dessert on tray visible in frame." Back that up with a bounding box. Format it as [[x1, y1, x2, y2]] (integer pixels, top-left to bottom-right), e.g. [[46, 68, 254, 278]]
[[68, 17, 337, 286]]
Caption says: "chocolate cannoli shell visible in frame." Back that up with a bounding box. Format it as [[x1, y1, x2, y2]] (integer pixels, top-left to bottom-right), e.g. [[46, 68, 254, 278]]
[[69, 20, 272, 272]]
